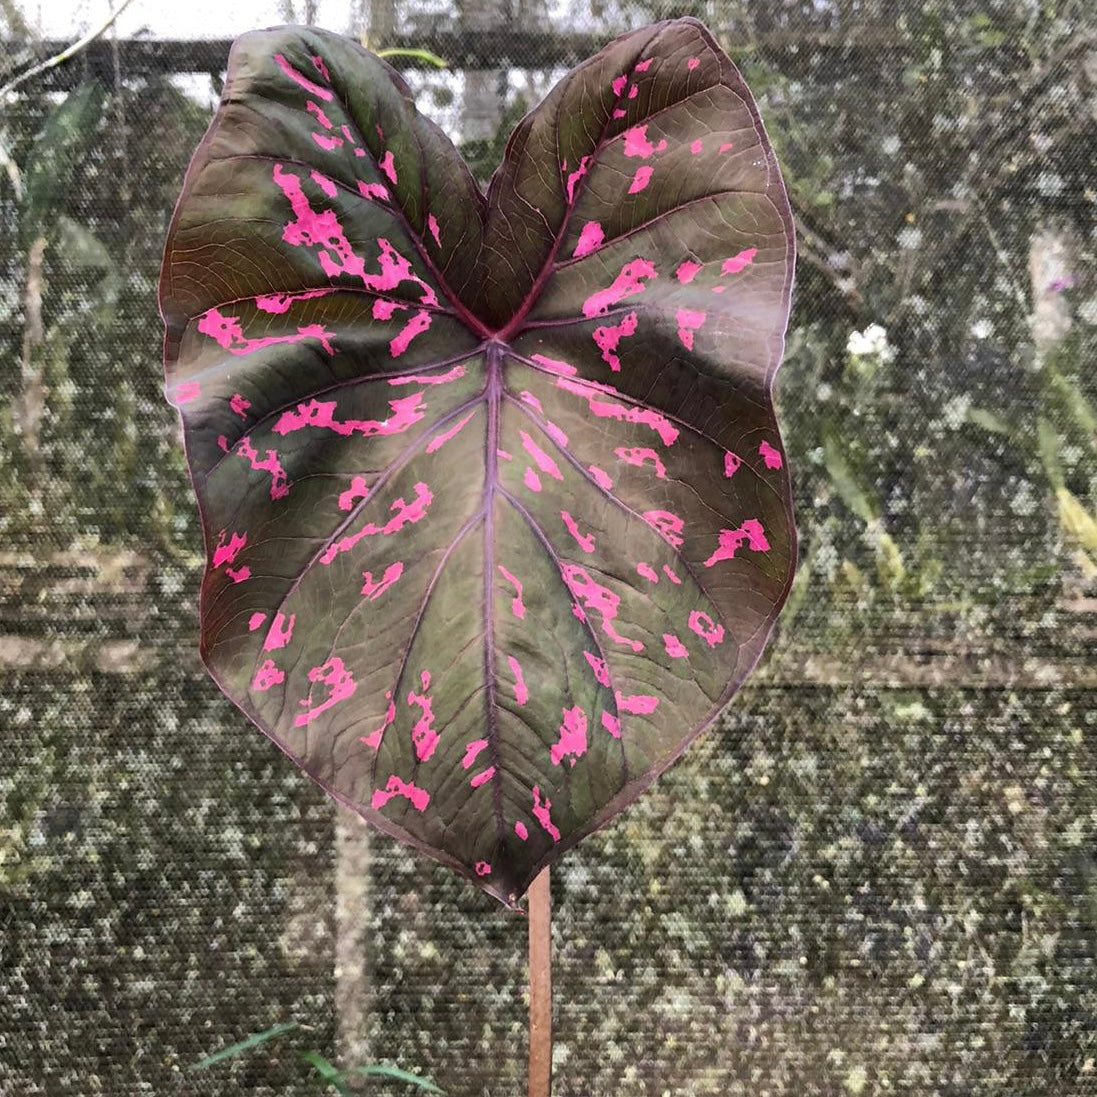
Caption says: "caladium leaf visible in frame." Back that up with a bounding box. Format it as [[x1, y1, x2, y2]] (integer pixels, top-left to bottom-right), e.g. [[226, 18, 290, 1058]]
[[160, 17, 796, 907]]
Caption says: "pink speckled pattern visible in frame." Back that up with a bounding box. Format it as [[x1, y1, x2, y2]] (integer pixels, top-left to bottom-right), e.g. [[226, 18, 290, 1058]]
[[160, 17, 795, 906]]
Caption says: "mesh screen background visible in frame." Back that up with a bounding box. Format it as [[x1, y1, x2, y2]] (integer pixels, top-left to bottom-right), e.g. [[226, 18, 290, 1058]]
[[1, 2, 1095, 1095]]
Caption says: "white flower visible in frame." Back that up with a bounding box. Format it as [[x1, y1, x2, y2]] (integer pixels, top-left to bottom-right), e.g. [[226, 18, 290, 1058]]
[[846, 323, 896, 361], [1036, 171, 1064, 196], [970, 319, 993, 339], [942, 394, 971, 429], [1010, 480, 1037, 517], [898, 226, 922, 250]]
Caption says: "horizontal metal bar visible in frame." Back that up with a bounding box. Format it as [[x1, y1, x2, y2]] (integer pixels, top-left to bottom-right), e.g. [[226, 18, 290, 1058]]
[[0, 27, 974, 92]]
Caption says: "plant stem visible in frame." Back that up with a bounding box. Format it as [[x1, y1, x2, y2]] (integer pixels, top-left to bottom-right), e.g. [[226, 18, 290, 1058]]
[[527, 866, 552, 1097]]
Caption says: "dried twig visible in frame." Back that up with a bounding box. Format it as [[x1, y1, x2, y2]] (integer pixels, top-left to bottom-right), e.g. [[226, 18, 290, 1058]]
[[0, 0, 136, 101]]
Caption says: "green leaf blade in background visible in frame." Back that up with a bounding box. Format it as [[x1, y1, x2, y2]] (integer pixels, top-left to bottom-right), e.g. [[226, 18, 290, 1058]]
[[191, 1021, 300, 1070]]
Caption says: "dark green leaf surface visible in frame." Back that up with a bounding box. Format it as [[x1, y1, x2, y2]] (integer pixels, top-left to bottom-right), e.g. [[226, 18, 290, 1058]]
[[160, 18, 796, 906], [21, 81, 104, 242]]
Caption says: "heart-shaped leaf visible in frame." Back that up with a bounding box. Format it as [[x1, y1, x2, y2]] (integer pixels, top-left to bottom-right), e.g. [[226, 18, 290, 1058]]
[[160, 17, 796, 907]]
